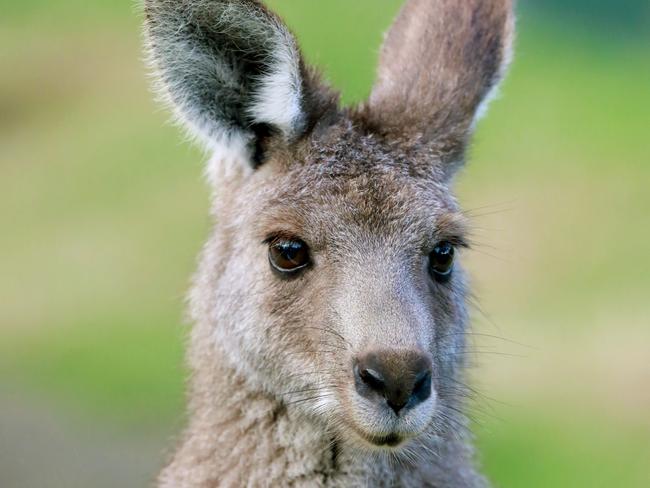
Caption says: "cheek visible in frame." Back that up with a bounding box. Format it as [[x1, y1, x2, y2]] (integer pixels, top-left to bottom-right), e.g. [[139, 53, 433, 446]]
[[259, 274, 335, 365], [201, 236, 278, 372], [432, 300, 469, 376], [421, 272, 468, 372], [429, 264, 468, 324]]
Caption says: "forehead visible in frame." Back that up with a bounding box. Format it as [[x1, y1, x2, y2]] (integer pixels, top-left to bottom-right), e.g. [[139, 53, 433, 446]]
[[252, 131, 465, 248]]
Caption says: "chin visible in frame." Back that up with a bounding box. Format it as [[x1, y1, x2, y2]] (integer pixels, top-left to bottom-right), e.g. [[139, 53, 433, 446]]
[[339, 397, 437, 452]]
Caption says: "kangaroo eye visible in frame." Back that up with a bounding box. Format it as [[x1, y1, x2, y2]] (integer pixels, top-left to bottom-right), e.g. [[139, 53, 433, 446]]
[[429, 241, 455, 282], [268, 239, 311, 275]]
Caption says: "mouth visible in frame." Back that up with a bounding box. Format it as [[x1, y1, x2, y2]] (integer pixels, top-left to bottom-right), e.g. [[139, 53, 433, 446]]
[[346, 421, 410, 448], [364, 432, 404, 448]]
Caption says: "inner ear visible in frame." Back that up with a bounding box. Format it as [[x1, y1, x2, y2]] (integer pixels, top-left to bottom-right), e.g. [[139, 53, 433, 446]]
[[144, 0, 338, 172]]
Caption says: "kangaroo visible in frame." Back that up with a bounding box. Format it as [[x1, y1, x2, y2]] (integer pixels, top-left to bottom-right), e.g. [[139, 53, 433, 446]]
[[144, 0, 514, 486]]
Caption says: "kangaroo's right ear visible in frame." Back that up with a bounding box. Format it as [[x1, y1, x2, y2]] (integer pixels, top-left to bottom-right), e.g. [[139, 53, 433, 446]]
[[144, 0, 336, 168], [366, 0, 515, 175]]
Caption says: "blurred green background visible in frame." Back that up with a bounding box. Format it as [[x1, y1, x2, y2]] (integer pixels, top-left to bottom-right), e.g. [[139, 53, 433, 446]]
[[1, 1, 649, 486]]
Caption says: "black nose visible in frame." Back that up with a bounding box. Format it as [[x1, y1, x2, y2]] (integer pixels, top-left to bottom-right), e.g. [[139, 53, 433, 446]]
[[354, 350, 433, 415]]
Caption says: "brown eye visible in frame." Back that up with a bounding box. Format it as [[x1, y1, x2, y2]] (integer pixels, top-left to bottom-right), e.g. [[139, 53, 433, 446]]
[[429, 241, 455, 282], [268, 239, 311, 275]]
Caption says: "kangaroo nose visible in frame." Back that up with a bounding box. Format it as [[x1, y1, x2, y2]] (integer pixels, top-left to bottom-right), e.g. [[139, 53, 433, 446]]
[[354, 350, 433, 415]]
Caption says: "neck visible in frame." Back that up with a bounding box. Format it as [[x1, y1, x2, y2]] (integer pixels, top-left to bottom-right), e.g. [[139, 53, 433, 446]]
[[158, 347, 487, 488]]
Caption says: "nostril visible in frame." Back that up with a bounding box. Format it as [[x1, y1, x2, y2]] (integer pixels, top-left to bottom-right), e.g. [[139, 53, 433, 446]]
[[359, 367, 385, 392], [412, 369, 432, 403], [354, 362, 389, 403]]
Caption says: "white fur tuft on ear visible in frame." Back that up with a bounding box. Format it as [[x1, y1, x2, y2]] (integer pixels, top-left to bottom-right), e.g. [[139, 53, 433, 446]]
[[248, 31, 305, 137], [471, 22, 516, 129]]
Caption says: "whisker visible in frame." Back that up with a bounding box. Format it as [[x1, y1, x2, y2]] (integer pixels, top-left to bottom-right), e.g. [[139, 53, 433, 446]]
[[438, 331, 534, 350], [302, 326, 352, 348], [284, 393, 334, 407], [445, 349, 528, 358], [283, 369, 347, 379]]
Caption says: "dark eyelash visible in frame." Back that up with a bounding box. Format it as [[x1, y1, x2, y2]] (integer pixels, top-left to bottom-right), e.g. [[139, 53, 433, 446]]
[[263, 232, 300, 246], [443, 235, 470, 249]]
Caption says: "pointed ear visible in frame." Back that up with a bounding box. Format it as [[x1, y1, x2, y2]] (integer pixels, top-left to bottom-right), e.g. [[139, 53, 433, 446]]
[[367, 0, 514, 163], [144, 0, 336, 168]]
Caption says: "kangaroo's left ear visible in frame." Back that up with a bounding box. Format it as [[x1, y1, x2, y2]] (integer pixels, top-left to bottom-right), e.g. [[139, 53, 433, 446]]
[[366, 0, 515, 175], [144, 0, 336, 168]]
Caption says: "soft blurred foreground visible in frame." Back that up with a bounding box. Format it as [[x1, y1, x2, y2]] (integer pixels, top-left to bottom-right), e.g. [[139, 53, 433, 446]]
[[1, 1, 649, 487]]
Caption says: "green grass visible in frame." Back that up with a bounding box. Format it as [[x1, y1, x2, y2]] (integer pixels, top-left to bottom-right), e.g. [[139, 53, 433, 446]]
[[0, 0, 135, 24], [0, 318, 186, 430], [268, 0, 404, 104], [477, 411, 650, 488], [1, 1, 649, 486]]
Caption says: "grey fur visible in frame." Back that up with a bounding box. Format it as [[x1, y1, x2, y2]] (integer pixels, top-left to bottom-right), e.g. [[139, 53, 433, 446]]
[[143, 1, 514, 486]]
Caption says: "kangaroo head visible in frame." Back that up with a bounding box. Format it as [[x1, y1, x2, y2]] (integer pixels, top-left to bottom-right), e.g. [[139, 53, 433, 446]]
[[145, 0, 514, 451]]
